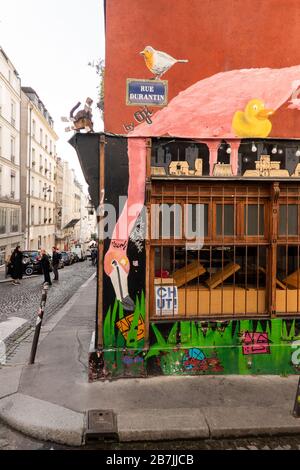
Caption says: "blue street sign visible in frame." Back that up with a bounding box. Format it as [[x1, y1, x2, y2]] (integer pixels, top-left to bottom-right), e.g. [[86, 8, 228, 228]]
[[126, 79, 168, 107]]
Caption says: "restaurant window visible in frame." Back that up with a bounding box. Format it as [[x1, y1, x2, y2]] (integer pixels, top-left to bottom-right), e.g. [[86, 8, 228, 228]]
[[216, 204, 234, 236], [150, 182, 272, 320], [244, 204, 264, 236], [184, 204, 208, 240], [279, 205, 298, 236], [154, 203, 182, 239]]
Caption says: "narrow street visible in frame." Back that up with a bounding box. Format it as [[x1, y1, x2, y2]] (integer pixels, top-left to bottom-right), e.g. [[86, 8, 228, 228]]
[[0, 261, 96, 450], [0, 261, 95, 324]]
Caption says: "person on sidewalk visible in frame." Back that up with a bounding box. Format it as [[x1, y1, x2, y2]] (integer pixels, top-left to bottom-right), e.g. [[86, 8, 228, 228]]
[[52, 247, 61, 281], [40, 249, 52, 286], [91, 248, 97, 266], [10, 246, 23, 286]]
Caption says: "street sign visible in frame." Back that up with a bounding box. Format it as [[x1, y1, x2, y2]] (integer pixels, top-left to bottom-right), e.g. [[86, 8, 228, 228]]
[[155, 285, 178, 316], [126, 79, 168, 107]]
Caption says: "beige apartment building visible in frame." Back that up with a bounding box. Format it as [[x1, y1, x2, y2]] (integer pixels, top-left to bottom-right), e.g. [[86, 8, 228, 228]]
[[0, 48, 23, 265], [21, 87, 58, 253]]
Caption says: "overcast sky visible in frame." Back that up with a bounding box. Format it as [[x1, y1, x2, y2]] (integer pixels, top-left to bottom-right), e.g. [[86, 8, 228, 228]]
[[0, 0, 105, 190]]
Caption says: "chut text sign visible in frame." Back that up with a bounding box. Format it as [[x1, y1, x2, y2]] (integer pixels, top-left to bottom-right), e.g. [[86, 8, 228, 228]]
[[155, 286, 178, 316], [126, 79, 168, 106]]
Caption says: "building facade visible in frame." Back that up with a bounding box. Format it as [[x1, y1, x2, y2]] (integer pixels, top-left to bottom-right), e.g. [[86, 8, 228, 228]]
[[0, 48, 23, 265], [21, 87, 58, 253], [59, 160, 81, 249], [70, 0, 300, 380]]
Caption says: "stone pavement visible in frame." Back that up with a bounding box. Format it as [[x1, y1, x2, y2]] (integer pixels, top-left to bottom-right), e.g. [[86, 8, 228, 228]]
[[0, 272, 300, 446]]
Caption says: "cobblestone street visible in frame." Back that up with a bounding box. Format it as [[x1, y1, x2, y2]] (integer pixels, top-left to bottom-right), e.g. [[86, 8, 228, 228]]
[[0, 261, 96, 450], [0, 261, 96, 324]]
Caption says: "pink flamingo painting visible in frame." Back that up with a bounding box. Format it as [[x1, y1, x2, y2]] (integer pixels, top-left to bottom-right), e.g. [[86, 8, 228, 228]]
[[104, 65, 300, 311]]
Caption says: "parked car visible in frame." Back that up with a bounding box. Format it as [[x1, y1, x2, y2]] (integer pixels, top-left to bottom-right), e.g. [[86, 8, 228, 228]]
[[60, 251, 72, 266], [72, 246, 86, 261], [67, 251, 76, 264], [72, 253, 80, 263], [7, 250, 52, 276]]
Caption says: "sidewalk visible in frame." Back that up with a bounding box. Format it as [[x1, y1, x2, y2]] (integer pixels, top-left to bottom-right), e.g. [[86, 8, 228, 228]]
[[0, 265, 38, 283], [0, 272, 300, 446], [0, 265, 8, 282]]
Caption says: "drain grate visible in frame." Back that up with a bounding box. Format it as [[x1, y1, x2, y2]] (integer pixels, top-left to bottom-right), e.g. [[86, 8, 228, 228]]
[[85, 409, 118, 442]]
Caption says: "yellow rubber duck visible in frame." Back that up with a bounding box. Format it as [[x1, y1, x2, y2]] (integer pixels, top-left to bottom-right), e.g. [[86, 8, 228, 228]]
[[232, 99, 274, 138]]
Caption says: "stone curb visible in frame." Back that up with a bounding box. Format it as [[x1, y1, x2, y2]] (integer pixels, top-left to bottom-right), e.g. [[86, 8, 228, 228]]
[[117, 408, 209, 442], [1, 399, 300, 446], [0, 393, 85, 447]]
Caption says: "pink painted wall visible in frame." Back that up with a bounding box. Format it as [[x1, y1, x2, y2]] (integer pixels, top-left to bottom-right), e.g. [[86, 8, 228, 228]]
[[104, 0, 300, 137]]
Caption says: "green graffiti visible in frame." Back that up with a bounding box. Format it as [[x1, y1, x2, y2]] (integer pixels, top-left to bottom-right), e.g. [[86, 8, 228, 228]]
[[146, 319, 300, 376], [103, 292, 146, 378], [102, 296, 300, 377]]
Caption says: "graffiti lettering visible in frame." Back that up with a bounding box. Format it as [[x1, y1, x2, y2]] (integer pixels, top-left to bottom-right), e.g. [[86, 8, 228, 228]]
[[133, 106, 153, 125], [111, 240, 127, 250], [130, 213, 146, 253], [123, 355, 144, 365], [116, 313, 145, 341], [123, 122, 135, 132], [292, 340, 300, 366], [155, 286, 178, 316], [242, 332, 270, 355]]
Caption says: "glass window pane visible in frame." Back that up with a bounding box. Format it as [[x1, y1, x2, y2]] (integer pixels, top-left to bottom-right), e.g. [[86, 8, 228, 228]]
[[216, 204, 234, 236], [244, 205, 264, 236], [185, 204, 208, 239], [158, 203, 182, 239], [279, 205, 298, 236]]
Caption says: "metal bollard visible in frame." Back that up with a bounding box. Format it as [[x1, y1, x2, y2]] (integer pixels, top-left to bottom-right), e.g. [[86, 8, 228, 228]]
[[29, 283, 49, 365], [293, 376, 300, 417]]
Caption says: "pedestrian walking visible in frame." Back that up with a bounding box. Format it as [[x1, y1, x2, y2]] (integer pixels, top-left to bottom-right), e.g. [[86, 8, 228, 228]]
[[40, 249, 52, 286], [10, 246, 23, 285], [52, 247, 61, 281], [91, 248, 97, 266]]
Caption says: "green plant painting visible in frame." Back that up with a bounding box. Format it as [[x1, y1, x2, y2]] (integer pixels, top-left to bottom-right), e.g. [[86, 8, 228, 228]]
[[102, 293, 300, 377]]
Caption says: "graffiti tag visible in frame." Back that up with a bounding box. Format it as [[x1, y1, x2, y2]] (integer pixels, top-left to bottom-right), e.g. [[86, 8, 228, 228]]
[[116, 314, 145, 341], [130, 213, 145, 253], [291, 340, 300, 366], [123, 105, 154, 133], [111, 240, 127, 250], [133, 106, 153, 125], [123, 122, 135, 133], [123, 355, 144, 365], [242, 332, 270, 355]]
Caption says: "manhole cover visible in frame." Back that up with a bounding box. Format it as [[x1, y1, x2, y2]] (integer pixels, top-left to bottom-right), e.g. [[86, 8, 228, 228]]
[[85, 409, 118, 442]]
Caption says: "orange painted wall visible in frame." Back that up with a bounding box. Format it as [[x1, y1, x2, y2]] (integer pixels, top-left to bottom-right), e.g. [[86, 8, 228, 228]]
[[104, 0, 300, 136]]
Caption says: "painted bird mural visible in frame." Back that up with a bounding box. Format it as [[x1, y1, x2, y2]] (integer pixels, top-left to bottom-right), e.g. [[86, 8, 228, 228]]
[[140, 46, 188, 79], [104, 65, 300, 311]]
